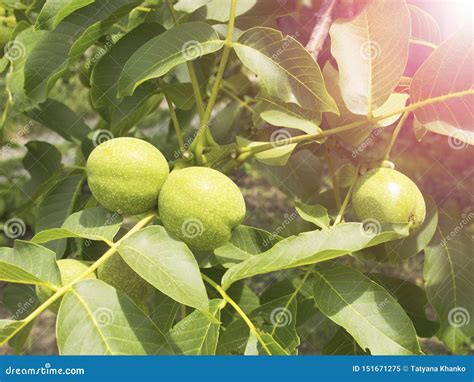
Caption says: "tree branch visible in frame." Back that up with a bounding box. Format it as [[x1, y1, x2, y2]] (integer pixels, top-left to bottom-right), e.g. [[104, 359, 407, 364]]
[[305, 0, 338, 59]]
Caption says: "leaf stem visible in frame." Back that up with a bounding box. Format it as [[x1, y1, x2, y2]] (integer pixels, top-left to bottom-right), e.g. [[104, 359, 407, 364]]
[[383, 111, 409, 161], [238, 89, 474, 158], [332, 164, 360, 226], [1, 213, 155, 346], [159, 80, 185, 150], [193, 0, 238, 164], [201, 273, 273, 355]]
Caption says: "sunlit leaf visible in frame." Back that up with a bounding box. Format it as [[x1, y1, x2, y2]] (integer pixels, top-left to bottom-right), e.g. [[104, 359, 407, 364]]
[[408, 5, 441, 45]]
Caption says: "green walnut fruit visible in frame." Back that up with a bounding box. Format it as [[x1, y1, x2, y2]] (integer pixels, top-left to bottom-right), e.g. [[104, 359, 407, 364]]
[[159, 167, 246, 251], [36, 259, 96, 313], [97, 254, 152, 311], [87, 137, 169, 215], [352, 167, 426, 229]]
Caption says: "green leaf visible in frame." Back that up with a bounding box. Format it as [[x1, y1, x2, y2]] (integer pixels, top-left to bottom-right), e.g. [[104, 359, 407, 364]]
[[255, 95, 321, 134], [24, 0, 141, 103], [118, 22, 224, 97], [234, 27, 337, 113], [385, 196, 438, 261], [32, 207, 122, 244], [175, 0, 211, 13], [90, 23, 165, 133], [257, 330, 289, 355], [210, 100, 242, 145], [368, 274, 439, 338], [295, 203, 330, 229], [237, 136, 296, 167], [22, 141, 62, 197], [222, 222, 409, 288], [36, 0, 95, 29], [35, 171, 85, 257], [424, 210, 474, 352], [214, 225, 281, 267], [0, 320, 26, 345], [149, 290, 180, 334], [410, 24, 474, 145], [329, 0, 410, 115], [170, 299, 223, 355], [0, 241, 60, 287], [117, 226, 209, 310], [6, 26, 48, 109], [322, 327, 367, 355], [57, 279, 173, 355], [25, 99, 90, 141], [313, 262, 421, 355]]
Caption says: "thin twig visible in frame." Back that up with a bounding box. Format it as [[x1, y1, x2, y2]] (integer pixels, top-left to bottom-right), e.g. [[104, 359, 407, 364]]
[[305, 0, 338, 59]]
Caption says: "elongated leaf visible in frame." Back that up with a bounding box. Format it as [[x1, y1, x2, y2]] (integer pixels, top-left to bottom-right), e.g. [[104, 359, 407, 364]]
[[175, 0, 211, 13], [24, 0, 141, 103], [313, 262, 421, 355], [323, 328, 367, 355], [0, 241, 60, 287], [329, 0, 410, 115], [424, 211, 474, 352], [150, 290, 180, 334], [214, 225, 281, 267], [22, 141, 62, 197], [35, 171, 85, 257], [57, 279, 173, 355], [222, 222, 409, 288], [257, 330, 289, 355], [410, 25, 474, 144], [255, 95, 321, 134], [33, 207, 122, 244], [36, 0, 95, 29], [237, 136, 296, 167], [25, 99, 90, 141], [408, 5, 441, 45], [369, 274, 439, 338], [118, 22, 224, 97], [170, 299, 223, 355], [90, 23, 165, 131], [234, 27, 337, 113], [295, 203, 330, 229], [118, 226, 209, 310]]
